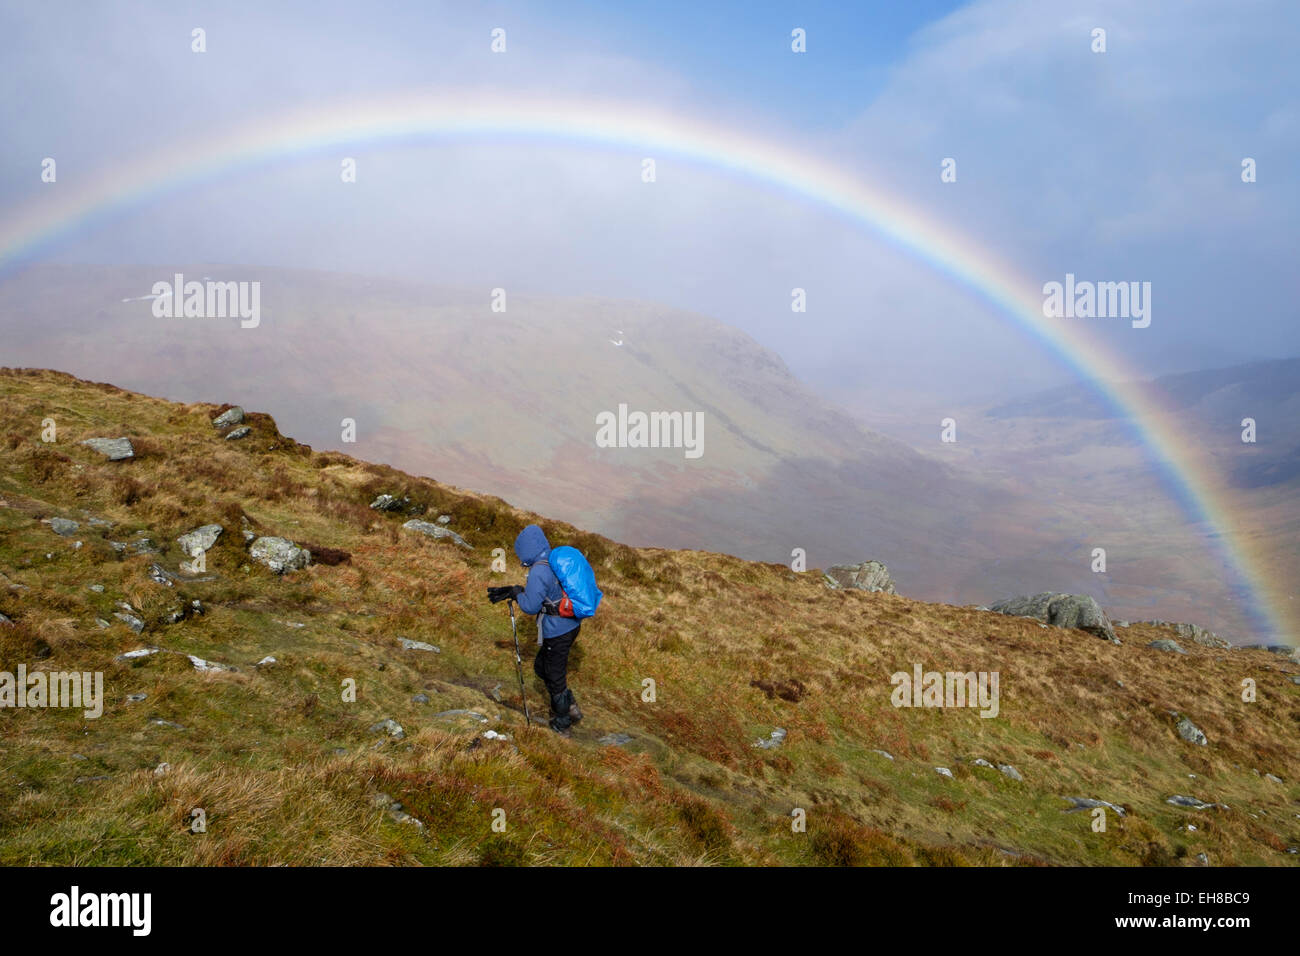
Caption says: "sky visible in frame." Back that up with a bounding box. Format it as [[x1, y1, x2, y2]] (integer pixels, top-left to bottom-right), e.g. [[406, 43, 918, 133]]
[[1, 0, 1296, 406]]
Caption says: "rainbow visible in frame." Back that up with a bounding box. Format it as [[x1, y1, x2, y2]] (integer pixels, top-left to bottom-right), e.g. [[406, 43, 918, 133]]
[[1, 91, 1289, 643]]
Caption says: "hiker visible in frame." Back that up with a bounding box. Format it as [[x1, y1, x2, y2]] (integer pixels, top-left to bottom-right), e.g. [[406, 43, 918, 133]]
[[503, 524, 583, 736]]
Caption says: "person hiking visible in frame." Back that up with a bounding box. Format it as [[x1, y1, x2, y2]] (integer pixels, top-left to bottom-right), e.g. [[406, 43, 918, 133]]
[[502, 524, 583, 736]]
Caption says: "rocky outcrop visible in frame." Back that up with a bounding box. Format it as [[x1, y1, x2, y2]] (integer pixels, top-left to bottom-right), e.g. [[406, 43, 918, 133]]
[[80, 437, 134, 460], [1143, 620, 1231, 649], [823, 560, 896, 594], [991, 592, 1118, 643], [249, 536, 311, 573], [211, 407, 244, 428]]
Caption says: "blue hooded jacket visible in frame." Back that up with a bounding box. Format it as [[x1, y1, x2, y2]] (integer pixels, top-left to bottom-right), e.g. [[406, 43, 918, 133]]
[[514, 524, 580, 640]]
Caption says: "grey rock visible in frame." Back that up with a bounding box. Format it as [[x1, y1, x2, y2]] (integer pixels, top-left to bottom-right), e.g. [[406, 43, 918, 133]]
[[88, 584, 105, 593], [402, 519, 471, 550], [370, 494, 411, 513], [1144, 620, 1231, 650], [991, 592, 1118, 643], [154, 762, 171, 776], [972, 758, 994, 768], [148, 563, 178, 587], [1195, 852, 1210, 865], [1148, 639, 1186, 654], [598, 732, 634, 747], [998, 764, 1024, 782], [824, 560, 897, 595], [114, 611, 145, 634], [249, 536, 311, 573], [177, 524, 223, 557], [150, 718, 186, 730], [187, 654, 236, 673], [1176, 717, 1208, 746], [370, 718, 406, 739], [411, 693, 430, 704], [0, 612, 11, 626], [398, 638, 440, 653], [50, 517, 80, 536], [870, 749, 894, 760], [753, 727, 787, 750], [1167, 794, 1218, 810], [224, 426, 251, 441], [94, 618, 110, 628], [126, 693, 147, 703], [80, 437, 134, 461], [935, 767, 954, 778], [1264, 773, 1284, 784], [1063, 796, 1126, 816], [436, 514, 451, 525], [212, 407, 245, 428]]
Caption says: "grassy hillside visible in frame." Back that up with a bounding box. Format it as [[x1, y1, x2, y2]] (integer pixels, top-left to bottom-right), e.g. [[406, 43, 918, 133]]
[[0, 368, 1296, 866], [0, 263, 1186, 625]]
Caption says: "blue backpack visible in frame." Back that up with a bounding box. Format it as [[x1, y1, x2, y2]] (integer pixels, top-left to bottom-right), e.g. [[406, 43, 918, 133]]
[[542, 546, 603, 619]]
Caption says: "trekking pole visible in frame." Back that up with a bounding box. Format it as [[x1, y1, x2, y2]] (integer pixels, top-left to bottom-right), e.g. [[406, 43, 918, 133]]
[[508, 599, 531, 727]]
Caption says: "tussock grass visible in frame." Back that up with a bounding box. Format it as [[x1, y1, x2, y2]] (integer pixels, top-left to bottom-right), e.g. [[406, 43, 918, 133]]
[[0, 367, 1296, 866]]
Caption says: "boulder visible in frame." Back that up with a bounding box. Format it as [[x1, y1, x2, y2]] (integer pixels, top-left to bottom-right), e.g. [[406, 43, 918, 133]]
[[823, 560, 897, 594], [1147, 639, 1186, 654], [80, 437, 134, 461], [249, 536, 311, 573], [211, 407, 244, 428], [224, 426, 251, 441], [1143, 620, 1231, 649], [1176, 716, 1208, 746], [402, 518, 470, 550], [49, 517, 80, 536], [990, 592, 1118, 643], [398, 638, 440, 653], [177, 524, 223, 557], [753, 727, 787, 750]]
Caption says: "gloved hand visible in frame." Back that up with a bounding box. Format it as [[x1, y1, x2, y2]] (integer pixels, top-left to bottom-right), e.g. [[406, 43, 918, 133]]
[[487, 585, 525, 604]]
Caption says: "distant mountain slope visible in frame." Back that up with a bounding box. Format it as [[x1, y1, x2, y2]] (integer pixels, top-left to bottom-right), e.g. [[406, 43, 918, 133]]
[[0, 369, 1296, 866], [0, 264, 1267, 637]]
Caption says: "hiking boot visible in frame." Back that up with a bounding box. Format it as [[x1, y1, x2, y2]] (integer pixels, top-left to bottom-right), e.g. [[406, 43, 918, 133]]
[[548, 717, 572, 738], [568, 701, 583, 724]]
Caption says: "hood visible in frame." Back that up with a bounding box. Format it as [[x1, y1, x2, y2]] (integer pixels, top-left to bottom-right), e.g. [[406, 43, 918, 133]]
[[514, 524, 550, 567]]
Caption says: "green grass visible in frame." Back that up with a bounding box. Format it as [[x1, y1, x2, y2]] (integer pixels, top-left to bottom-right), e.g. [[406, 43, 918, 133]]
[[0, 367, 1297, 866]]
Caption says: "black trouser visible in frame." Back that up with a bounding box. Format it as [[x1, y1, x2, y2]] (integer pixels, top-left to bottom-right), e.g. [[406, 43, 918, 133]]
[[533, 623, 579, 728]]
